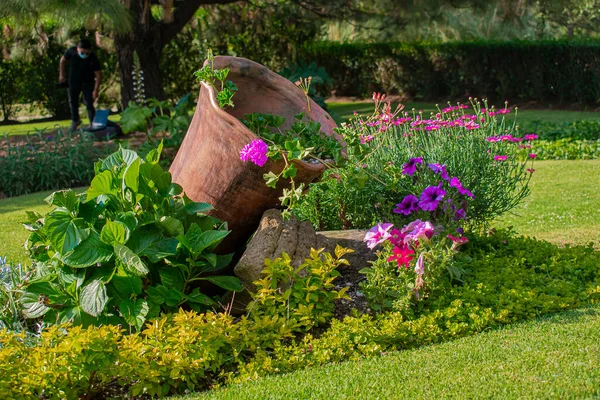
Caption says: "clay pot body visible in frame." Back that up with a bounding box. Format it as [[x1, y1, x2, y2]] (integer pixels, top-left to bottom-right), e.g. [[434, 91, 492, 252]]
[[169, 56, 338, 252]]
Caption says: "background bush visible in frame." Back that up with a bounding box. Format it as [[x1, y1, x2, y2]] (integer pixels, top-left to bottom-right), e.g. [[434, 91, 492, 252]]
[[298, 40, 600, 105]]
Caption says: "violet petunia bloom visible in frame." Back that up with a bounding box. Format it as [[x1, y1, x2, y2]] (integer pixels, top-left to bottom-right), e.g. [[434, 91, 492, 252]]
[[454, 208, 467, 220], [418, 183, 446, 211], [363, 222, 394, 249], [394, 194, 420, 215], [240, 139, 269, 167], [402, 157, 423, 176], [428, 163, 450, 180]]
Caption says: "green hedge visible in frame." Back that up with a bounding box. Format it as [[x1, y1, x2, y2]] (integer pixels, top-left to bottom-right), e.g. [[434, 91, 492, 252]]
[[299, 41, 600, 104]]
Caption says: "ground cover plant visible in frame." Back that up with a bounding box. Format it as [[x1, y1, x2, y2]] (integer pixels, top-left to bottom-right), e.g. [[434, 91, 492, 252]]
[[187, 306, 600, 400]]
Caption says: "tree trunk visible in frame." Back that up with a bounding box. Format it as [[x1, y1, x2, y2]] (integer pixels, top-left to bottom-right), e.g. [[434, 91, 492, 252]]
[[115, 32, 165, 108]]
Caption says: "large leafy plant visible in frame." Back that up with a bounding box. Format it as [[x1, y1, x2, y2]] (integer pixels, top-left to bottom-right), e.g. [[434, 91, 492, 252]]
[[21, 144, 241, 330]]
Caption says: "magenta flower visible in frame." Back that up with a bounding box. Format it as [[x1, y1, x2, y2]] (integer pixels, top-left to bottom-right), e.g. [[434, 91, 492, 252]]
[[240, 139, 269, 167], [388, 228, 406, 246], [388, 246, 415, 269], [449, 177, 475, 198], [418, 184, 446, 211], [524, 134, 539, 141], [494, 155, 508, 161], [360, 135, 375, 144], [447, 234, 469, 250], [529, 153, 537, 159], [402, 157, 423, 176], [428, 163, 450, 180], [394, 194, 420, 215], [486, 136, 500, 143], [364, 222, 394, 249]]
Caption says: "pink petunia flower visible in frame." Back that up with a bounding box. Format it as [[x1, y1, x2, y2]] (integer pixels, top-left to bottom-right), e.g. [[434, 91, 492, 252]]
[[364, 222, 394, 249]]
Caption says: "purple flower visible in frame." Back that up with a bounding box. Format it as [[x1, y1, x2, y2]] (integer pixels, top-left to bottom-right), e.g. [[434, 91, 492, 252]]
[[402, 157, 423, 176], [240, 139, 269, 167], [393, 194, 419, 215], [363, 222, 394, 250], [454, 208, 467, 220], [427, 163, 449, 180], [418, 184, 446, 211], [449, 177, 475, 198]]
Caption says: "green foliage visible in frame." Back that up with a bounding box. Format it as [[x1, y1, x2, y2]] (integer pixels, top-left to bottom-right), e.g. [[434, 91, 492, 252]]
[[0, 59, 28, 122], [193, 50, 238, 109], [531, 139, 600, 160], [519, 119, 600, 141], [249, 246, 352, 331], [298, 40, 600, 105], [0, 256, 33, 332], [0, 246, 353, 398], [20, 144, 240, 330], [0, 129, 110, 198]]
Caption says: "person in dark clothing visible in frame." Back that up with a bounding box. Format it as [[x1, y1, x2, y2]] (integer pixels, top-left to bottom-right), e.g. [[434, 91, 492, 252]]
[[58, 39, 102, 130]]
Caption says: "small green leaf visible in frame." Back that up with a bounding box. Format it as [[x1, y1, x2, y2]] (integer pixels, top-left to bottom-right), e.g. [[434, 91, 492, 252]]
[[80, 279, 108, 317], [264, 171, 279, 188], [20, 292, 50, 318], [147, 285, 169, 305], [158, 216, 185, 236], [86, 170, 115, 202], [100, 220, 130, 245], [121, 102, 153, 133], [112, 266, 143, 296], [201, 275, 243, 292], [119, 299, 149, 331], [123, 158, 141, 194], [44, 190, 79, 212], [114, 243, 149, 276], [186, 288, 213, 305], [184, 224, 230, 255], [183, 202, 214, 215]]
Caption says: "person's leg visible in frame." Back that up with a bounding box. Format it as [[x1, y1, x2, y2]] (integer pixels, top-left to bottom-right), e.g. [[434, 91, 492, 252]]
[[82, 83, 95, 125], [67, 86, 82, 128]]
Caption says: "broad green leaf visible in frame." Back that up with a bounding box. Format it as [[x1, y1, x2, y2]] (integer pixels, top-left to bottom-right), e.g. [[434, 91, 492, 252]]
[[120, 102, 153, 133], [60, 232, 114, 268], [201, 276, 243, 292], [146, 285, 169, 305], [100, 220, 130, 245], [183, 202, 214, 215], [186, 288, 213, 305], [184, 224, 230, 255], [119, 299, 149, 331], [123, 157, 141, 194], [112, 266, 143, 296], [202, 253, 234, 274], [45, 209, 89, 254], [45, 190, 79, 212], [158, 268, 185, 291], [115, 212, 138, 233], [142, 238, 179, 263], [86, 170, 115, 202], [158, 216, 184, 236], [168, 183, 183, 196], [80, 279, 108, 317], [165, 289, 184, 307], [114, 243, 149, 276], [20, 292, 50, 318]]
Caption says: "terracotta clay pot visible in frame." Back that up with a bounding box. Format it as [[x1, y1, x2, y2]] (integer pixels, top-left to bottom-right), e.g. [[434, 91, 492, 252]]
[[169, 56, 338, 253]]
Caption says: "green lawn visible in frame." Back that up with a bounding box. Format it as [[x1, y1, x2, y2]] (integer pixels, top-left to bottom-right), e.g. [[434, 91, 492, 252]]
[[186, 306, 600, 400], [495, 160, 600, 246], [2, 101, 598, 136], [0, 190, 58, 265]]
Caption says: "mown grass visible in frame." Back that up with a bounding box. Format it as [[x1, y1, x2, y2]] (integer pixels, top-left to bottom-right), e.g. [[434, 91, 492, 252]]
[[0, 114, 121, 137], [495, 160, 600, 246], [0, 190, 60, 265], [184, 306, 600, 400]]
